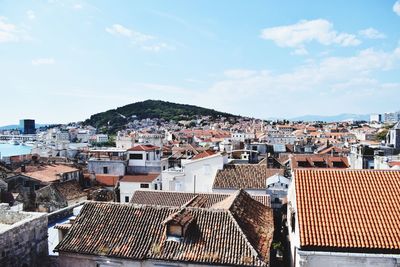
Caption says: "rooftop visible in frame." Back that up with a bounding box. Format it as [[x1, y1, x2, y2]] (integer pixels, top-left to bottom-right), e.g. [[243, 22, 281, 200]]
[[131, 190, 271, 207], [295, 169, 400, 253], [213, 164, 284, 190], [120, 173, 160, 183], [55, 190, 274, 266]]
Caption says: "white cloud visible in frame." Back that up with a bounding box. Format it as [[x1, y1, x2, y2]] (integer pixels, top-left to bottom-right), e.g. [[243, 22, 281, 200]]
[[73, 3, 83, 9], [359, 28, 386, 39], [394, 1, 400, 16], [260, 19, 361, 54], [26, 10, 36, 20], [0, 17, 19, 43], [106, 24, 172, 52], [31, 58, 55, 65]]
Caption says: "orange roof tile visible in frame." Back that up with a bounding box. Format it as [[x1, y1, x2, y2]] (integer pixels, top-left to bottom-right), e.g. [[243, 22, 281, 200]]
[[120, 173, 159, 183], [95, 174, 120, 186], [295, 169, 400, 253]]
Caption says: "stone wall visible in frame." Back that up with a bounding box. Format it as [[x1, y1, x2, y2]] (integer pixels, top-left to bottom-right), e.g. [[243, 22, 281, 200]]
[[0, 211, 48, 267]]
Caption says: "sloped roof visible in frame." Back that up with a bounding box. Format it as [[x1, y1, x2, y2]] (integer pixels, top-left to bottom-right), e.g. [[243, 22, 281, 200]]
[[131, 190, 271, 207], [17, 164, 79, 183], [295, 169, 400, 253], [52, 180, 86, 201], [127, 145, 160, 151], [290, 154, 349, 169], [213, 164, 284, 190], [55, 190, 274, 266], [120, 173, 159, 183]]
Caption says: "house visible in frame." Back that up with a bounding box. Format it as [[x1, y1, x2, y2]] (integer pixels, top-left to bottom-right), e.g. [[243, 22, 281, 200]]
[[287, 169, 400, 267], [131, 189, 271, 207], [162, 152, 224, 193], [387, 121, 400, 150], [55, 190, 274, 267], [4, 164, 81, 202], [290, 154, 349, 170], [0, 209, 48, 267], [266, 174, 290, 209], [127, 144, 162, 174], [212, 164, 284, 195], [120, 173, 160, 203]]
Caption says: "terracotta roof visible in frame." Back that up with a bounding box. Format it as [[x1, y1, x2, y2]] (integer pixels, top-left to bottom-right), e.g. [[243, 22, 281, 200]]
[[127, 145, 160, 151], [52, 180, 86, 201], [95, 174, 120, 186], [295, 169, 400, 253], [120, 173, 159, 183], [213, 164, 284, 190], [131, 190, 271, 207], [17, 164, 79, 183], [191, 150, 216, 160], [55, 190, 274, 266], [290, 154, 349, 169]]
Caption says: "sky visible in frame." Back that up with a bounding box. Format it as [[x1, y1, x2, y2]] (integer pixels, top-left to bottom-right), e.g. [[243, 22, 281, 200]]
[[1, 0, 400, 125]]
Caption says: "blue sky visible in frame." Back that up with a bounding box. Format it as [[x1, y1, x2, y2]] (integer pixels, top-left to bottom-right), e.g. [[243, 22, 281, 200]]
[[1, 0, 400, 125]]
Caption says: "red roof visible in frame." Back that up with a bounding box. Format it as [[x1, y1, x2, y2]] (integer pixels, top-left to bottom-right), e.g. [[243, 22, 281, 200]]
[[295, 169, 400, 252], [127, 145, 160, 152], [120, 173, 160, 183], [191, 150, 216, 160], [95, 174, 120, 186]]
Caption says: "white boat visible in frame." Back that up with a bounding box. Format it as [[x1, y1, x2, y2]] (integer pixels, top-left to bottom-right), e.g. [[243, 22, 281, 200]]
[[24, 141, 36, 147], [8, 139, 20, 145]]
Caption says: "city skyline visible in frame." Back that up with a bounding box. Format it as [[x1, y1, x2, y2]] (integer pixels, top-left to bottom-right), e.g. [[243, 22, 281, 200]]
[[1, 0, 400, 125]]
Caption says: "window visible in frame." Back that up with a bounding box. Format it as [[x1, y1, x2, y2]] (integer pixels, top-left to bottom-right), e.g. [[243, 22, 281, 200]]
[[163, 166, 166, 170], [140, 183, 149, 188], [154, 184, 158, 190], [146, 153, 149, 160], [103, 167, 108, 174], [129, 153, 143, 160], [125, 196, 129, 203], [291, 212, 296, 233]]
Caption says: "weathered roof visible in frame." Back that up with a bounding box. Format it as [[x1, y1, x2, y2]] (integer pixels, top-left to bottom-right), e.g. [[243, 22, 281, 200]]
[[16, 164, 79, 183], [295, 169, 400, 253], [130, 190, 271, 207], [55, 190, 274, 266], [213, 164, 284, 190], [120, 173, 159, 183], [52, 180, 86, 201]]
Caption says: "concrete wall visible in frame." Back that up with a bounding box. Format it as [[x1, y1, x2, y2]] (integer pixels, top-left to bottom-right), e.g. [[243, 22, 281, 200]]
[[0, 211, 48, 267], [88, 160, 126, 176]]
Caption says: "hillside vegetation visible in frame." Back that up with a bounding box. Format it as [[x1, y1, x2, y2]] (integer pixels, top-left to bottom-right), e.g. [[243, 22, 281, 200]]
[[84, 100, 238, 133]]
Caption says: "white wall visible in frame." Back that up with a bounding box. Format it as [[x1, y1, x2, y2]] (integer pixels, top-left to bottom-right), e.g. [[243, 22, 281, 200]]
[[296, 251, 400, 267], [162, 154, 224, 193], [120, 180, 157, 203]]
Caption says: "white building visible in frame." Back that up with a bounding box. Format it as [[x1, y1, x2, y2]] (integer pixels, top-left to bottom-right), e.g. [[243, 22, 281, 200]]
[[369, 114, 382, 123], [95, 134, 109, 143], [127, 144, 162, 174], [119, 173, 160, 203], [266, 174, 290, 209], [162, 153, 225, 193]]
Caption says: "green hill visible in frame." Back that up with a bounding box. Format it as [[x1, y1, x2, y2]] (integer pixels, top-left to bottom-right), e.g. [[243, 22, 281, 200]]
[[84, 100, 239, 133]]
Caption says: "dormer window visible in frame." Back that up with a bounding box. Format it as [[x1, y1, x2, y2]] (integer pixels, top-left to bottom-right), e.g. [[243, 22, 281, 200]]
[[162, 208, 194, 241]]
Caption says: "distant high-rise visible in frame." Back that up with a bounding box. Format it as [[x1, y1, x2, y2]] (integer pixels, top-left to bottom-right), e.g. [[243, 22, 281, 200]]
[[19, 119, 36, 134], [384, 111, 400, 123], [369, 114, 382, 123]]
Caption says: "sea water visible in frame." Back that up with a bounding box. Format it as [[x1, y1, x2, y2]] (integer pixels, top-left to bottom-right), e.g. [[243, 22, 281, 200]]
[[0, 144, 32, 158]]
